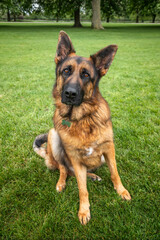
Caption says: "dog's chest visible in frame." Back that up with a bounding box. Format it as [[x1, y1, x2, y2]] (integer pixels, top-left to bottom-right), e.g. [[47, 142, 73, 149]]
[[59, 126, 110, 169], [76, 145, 105, 169], [85, 147, 94, 156], [84, 147, 105, 163], [79, 145, 100, 157]]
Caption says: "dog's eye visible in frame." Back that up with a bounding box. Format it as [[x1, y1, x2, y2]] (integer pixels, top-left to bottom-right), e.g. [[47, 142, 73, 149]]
[[84, 73, 89, 78], [64, 68, 69, 73], [82, 71, 90, 79], [63, 67, 71, 75]]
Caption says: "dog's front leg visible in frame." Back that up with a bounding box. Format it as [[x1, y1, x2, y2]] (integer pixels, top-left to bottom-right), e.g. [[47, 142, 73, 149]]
[[71, 161, 91, 225], [103, 141, 131, 200]]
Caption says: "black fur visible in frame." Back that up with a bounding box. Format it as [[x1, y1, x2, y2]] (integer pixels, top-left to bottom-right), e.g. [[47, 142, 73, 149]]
[[33, 133, 48, 148]]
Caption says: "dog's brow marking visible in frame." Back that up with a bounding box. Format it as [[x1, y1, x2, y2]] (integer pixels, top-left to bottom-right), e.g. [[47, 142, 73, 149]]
[[50, 129, 62, 161]]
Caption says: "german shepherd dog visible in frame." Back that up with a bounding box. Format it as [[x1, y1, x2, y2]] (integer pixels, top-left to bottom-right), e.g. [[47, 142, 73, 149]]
[[33, 31, 131, 225]]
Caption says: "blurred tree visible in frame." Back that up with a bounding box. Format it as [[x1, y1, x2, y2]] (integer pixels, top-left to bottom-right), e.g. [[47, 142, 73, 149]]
[[101, 0, 123, 22], [129, 0, 142, 23], [36, 0, 63, 21], [0, 0, 33, 21], [69, 0, 84, 27], [146, 0, 160, 22], [1, 0, 159, 24], [37, 0, 83, 27], [129, 0, 160, 22]]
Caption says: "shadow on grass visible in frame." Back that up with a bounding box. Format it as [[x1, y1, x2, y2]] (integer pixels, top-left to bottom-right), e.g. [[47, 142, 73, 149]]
[[0, 22, 160, 33]]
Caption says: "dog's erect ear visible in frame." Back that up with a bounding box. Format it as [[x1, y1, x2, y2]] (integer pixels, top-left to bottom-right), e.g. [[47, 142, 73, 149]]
[[90, 45, 118, 77], [55, 31, 76, 64]]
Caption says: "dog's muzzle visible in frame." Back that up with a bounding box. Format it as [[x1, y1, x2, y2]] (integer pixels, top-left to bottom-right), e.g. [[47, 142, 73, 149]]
[[62, 84, 84, 106]]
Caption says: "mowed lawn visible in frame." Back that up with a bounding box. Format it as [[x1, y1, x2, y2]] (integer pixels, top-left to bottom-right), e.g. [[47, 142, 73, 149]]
[[0, 22, 159, 240]]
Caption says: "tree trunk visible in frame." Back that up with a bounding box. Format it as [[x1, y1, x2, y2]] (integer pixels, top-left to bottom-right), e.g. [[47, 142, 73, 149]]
[[73, 8, 82, 27], [91, 0, 104, 29], [152, 14, 156, 23], [106, 17, 110, 23], [136, 8, 139, 23], [13, 13, 16, 22], [7, 8, 11, 22]]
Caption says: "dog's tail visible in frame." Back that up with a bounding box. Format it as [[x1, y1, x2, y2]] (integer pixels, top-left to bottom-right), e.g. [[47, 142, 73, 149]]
[[33, 133, 48, 159]]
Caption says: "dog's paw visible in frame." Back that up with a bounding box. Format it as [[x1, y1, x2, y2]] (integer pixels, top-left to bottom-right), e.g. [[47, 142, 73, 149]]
[[94, 175, 102, 181], [78, 209, 91, 225], [119, 189, 131, 201], [87, 173, 102, 182], [56, 182, 66, 193]]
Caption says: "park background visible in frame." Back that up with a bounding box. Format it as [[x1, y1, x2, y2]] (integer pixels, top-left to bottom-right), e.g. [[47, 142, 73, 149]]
[[0, 0, 160, 25], [0, 1, 160, 240]]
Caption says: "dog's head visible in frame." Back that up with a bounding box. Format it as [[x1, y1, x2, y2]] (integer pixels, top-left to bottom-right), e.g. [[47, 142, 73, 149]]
[[55, 31, 118, 106]]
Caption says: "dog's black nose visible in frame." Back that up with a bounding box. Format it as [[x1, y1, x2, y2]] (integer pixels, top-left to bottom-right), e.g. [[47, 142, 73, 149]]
[[62, 84, 84, 106], [64, 87, 77, 100]]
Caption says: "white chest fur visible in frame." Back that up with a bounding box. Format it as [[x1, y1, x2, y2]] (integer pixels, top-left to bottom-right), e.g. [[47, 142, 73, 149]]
[[86, 147, 94, 156], [85, 147, 105, 163]]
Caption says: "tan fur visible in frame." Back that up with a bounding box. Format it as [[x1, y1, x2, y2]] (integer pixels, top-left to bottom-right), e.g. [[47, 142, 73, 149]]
[[34, 31, 131, 225]]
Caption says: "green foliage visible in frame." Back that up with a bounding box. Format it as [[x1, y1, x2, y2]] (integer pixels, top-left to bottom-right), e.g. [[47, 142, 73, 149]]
[[37, 0, 66, 20], [1, 0, 160, 22], [0, 0, 33, 21], [0, 0, 32, 14], [0, 23, 160, 239], [128, 0, 160, 22], [145, 0, 160, 21], [36, 0, 84, 21], [101, 0, 122, 20]]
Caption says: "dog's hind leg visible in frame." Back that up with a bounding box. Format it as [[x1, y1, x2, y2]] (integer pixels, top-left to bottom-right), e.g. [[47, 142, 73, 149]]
[[45, 128, 63, 170], [45, 137, 59, 170], [47, 128, 68, 192], [87, 173, 102, 182], [34, 129, 68, 192]]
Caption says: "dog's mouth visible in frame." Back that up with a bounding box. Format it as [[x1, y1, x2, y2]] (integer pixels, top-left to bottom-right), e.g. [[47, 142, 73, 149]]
[[62, 99, 82, 106]]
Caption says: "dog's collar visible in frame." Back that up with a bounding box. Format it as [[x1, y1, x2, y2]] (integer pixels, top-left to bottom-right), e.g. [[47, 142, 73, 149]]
[[62, 119, 71, 127]]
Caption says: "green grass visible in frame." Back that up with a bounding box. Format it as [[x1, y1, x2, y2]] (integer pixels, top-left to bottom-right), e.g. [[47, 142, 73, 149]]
[[0, 22, 160, 240]]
